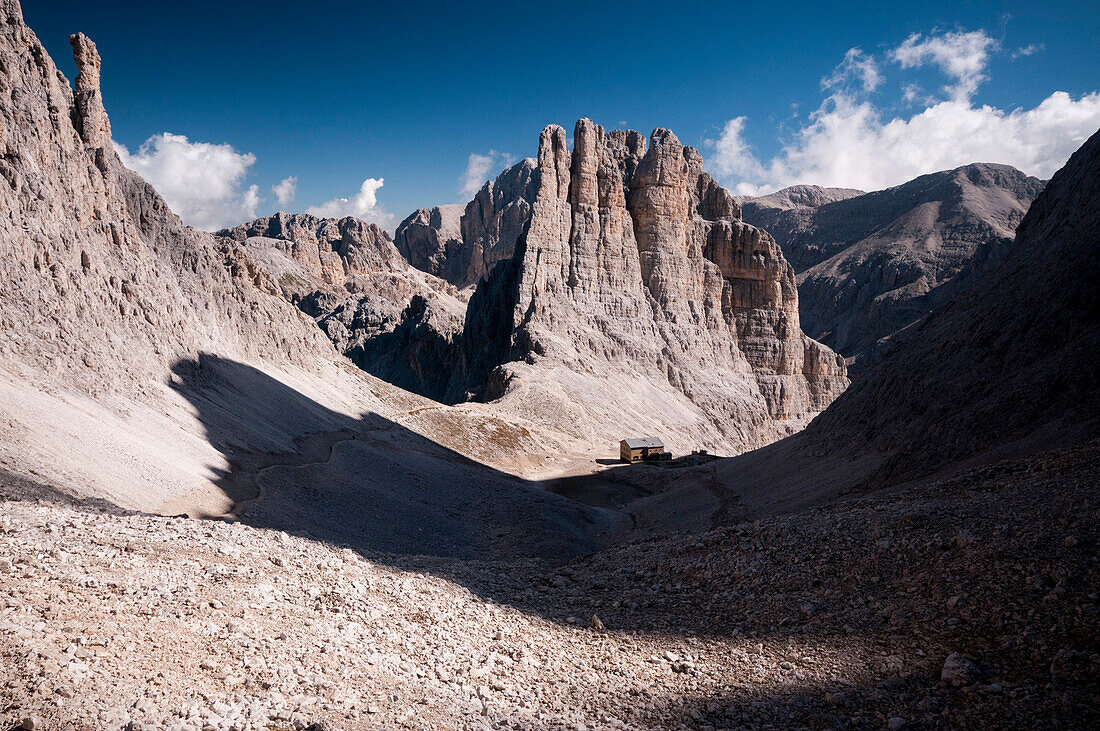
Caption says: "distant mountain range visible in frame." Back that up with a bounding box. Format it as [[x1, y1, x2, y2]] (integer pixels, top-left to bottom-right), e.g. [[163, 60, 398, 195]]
[[737, 165, 1046, 371], [393, 152, 1046, 377]]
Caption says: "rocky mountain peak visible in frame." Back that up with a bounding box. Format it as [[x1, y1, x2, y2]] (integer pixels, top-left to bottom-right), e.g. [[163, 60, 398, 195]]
[[535, 123, 568, 200], [737, 184, 865, 211], [396, 160, 538, 289], [0, 2, 334, 405], [633, 127, 705, 188], [947, 161, 1041, 191], [69, 32, 101, 90], [450, 118, 847, 452], [218, 212, 408, 293]]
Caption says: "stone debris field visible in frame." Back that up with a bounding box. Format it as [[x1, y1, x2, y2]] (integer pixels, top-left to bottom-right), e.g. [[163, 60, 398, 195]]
[[1, 443, 1096, 730]]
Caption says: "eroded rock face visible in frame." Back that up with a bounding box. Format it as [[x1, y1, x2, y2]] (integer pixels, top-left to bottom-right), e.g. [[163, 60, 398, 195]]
[[218, 213, 466, 401], [739, 166, 1045, 371], [395, 158, 538, 288], [393, 204, 465, 284], [0, 4, 332, 401], [219, 212, 410, 296], [450, 119, 848, 453], [68, 32, 110, 147]]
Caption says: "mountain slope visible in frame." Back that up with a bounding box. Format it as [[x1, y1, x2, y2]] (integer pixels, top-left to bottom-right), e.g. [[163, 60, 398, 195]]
[[739, 166, 1045, 369], [3, 442, 1096, 728], [802, 136, 1099, 479], [733, 184, 865, 246], [0, 1, 607, 556], [674, 128, 1100, 526]]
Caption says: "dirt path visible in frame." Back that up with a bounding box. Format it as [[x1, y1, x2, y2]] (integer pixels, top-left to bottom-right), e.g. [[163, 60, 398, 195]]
[[224, 429, 363, 518]]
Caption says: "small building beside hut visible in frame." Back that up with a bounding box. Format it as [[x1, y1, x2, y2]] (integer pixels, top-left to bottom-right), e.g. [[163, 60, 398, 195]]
[[619, 437, 671, 463]]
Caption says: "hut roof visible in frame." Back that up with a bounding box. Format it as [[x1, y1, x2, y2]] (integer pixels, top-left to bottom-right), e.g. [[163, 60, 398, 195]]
[[622, 437, 664, 449]]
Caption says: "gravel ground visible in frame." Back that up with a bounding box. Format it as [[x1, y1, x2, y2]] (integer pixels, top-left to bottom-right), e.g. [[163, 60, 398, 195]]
[[0, 443, 1096, 730]]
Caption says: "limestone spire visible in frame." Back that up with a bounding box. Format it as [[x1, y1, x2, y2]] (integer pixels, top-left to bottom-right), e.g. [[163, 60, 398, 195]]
[[69, 32, 111, 147]]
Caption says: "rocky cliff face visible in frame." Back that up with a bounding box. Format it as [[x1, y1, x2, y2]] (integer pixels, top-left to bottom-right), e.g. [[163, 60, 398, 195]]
[[739, 166, 1045, 371], [448, 119, 848, 453], [218, 212, 408, 294], [0, 7, 333, 401], [395, 158, 538, 288], [0, 2, 583, 521], [12, 0, 846, 463], [392, 204, 465, 284], [218, 213, 467, 399], [230, 120, 846, 454]]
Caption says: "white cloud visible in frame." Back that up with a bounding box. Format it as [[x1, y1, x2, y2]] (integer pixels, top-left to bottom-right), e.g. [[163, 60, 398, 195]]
[[114, 132, 261, 231], [459, 150, 516, 199], [822, 47, 882, 93], [272, 176, 297, 207], [901, 83, 931, 105], [709, 29, 1100, 196], [889, 30, 998, 101], [305, 178, 395, 228], [1013, 43, 1044, 58], [711, 117, 765, 182]]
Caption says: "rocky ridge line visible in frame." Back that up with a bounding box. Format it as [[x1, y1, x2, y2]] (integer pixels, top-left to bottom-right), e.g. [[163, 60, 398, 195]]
[[738, 165, 1045, 370], [217, 213, 468, 400], [395, 158, 538, 289], [0, 6, 334, 402]]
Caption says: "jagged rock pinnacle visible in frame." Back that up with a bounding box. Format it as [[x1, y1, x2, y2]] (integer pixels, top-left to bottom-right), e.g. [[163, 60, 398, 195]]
[[69, 32, 111, 147]]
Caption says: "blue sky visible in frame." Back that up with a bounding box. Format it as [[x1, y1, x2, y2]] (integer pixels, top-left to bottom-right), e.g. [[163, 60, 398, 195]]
[[26, 0, 1100, 231]]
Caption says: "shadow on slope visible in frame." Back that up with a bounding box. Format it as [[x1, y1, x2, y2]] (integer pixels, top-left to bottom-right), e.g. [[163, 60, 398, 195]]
[[166, 353, 618, 563], [0, 469, 133, 516], [162, 353, 851, 637], [5, 361, 1096, 726]]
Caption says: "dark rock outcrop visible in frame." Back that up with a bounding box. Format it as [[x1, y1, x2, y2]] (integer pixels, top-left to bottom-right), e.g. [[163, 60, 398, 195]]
[[218, 214, 466, 400], [804, 134, 1099, 479], [698, 127, 1100, 521]]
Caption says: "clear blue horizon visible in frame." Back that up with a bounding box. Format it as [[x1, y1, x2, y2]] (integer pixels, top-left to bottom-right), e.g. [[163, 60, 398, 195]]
[[25, 0, 1100, 231]]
